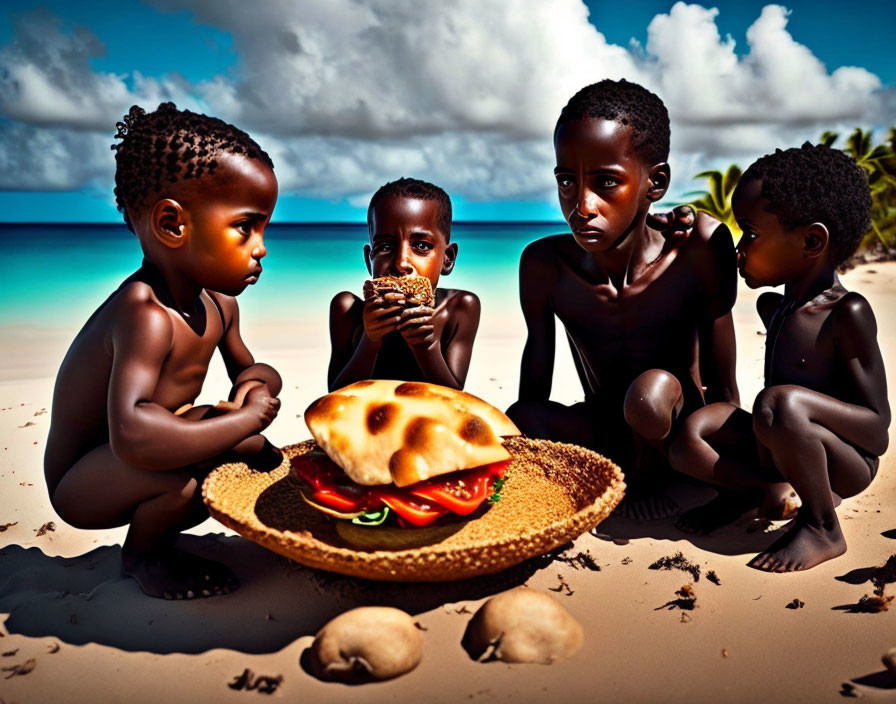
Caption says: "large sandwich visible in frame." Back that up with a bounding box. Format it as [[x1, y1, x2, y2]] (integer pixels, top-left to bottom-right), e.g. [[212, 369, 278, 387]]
[[292, 380, 520, 528]]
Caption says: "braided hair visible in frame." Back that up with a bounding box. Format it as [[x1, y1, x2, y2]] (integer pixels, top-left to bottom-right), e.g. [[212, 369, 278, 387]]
[[111, 102, 273, 232], [555, 79, 670, 165], [367, 177, 453, 240], [739, 143, 872, 266]]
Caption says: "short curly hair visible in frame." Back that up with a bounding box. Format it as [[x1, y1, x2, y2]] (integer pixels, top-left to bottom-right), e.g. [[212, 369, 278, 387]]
[[367, 177, 453, 240], [111, 102, 274, 232], [739, 143, 872, 266], [555, 79, 670, 165]]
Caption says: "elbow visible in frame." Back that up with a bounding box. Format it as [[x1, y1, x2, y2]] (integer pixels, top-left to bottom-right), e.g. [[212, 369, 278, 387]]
[[109, 418, 161, 469]]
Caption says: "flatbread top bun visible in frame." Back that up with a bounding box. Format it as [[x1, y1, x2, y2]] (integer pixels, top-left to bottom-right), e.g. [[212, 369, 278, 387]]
[[304, 380, 521, 487], [363, 275, 435, 307]]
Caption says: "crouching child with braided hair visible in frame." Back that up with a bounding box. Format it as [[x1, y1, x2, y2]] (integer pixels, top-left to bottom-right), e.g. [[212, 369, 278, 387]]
[[44, 103, 283, 599]]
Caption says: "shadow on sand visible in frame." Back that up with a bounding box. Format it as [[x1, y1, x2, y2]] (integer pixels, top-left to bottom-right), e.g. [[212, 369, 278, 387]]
[[0, 533, 560, 656], [593, 482, 788, 557]]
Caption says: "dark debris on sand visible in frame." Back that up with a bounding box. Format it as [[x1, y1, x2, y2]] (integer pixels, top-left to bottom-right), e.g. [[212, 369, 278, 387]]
[[785, 599, 805, 609], [839, 553, 896, 612], [870, 554, 896, 597], [228, 668, 283, 694], [0, 522, 17, 532], [554, 550, 601, 571], [707, 570, 721, 585], [34, 521, 55, 537], [656, 584, 696, 611], [548, 574, 574, 596], [842, 594, 894, 613], [2, 658, 36, 679], [649, 552, 701, 582]]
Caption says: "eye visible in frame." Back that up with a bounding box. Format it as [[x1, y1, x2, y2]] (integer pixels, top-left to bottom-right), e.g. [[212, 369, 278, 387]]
[[555, 175, 574, 189], [412, 240, 434, 253], [372, 242, 393, 254], [234, 221, 252, 236]]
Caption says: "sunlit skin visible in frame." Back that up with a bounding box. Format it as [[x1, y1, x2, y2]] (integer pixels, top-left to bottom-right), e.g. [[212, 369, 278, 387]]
[[669, 176, 890, 571], [506, 118, 739, 520], [44, 151, 283, 599], [328, 195, 480, 390]]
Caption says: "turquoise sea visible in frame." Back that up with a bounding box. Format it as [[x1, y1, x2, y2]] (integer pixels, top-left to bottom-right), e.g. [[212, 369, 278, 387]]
[[0, 220, 566, 333]]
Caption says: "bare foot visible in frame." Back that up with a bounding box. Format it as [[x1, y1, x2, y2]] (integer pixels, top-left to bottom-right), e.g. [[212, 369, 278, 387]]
[[675, 489, 761, 535], [616, 490, 679, 520], [122, 548, 240, 599], [748, 515, 847, 572]]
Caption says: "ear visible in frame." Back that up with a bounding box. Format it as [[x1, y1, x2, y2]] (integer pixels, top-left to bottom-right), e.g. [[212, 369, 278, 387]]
[[363, 243, 373, 275], [803, 222, 829, 259], [150, 199, 187, 249], [646, 163, 671, 203], [441, 242, 458, 276]]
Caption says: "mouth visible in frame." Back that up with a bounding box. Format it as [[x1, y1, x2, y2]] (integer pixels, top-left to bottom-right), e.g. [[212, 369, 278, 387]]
[[245, 267, 263, 284], [573, 228, 604, 240]]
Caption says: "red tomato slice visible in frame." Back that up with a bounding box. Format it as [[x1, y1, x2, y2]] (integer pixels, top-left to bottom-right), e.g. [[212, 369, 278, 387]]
[[291, 451, 342, 490], [312, 487, 368, 513], [410, 460, 509, 515], [376, 490, 449, 527]]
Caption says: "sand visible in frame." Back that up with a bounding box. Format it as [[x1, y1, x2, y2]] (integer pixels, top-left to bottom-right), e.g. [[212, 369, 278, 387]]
[[2, 262, 895, 703]]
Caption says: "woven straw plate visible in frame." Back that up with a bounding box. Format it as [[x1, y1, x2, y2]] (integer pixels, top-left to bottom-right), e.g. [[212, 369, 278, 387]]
[[203, 436, 625, 582]]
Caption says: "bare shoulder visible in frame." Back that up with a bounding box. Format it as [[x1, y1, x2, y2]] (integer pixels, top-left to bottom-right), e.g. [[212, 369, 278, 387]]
[[684, 212, 734, 256], [521, 233, 569, 260], [692, 212, 724, 241], [329, 291, 364, 339], [520, 233, 571, 278], [440, 288, 480, 314], [109, 281, 175, 347], [832, 290, 877, 336], [757, 291, 784, 328], [330, 290, 363, 316]]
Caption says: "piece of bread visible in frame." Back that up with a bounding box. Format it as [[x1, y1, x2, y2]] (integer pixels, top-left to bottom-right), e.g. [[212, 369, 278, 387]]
[[304, 380, 521, 487], [363, 275, 434, 307]]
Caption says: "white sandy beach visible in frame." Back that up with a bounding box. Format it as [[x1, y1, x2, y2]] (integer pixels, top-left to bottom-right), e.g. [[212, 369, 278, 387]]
[[1, 262, 895, 703]]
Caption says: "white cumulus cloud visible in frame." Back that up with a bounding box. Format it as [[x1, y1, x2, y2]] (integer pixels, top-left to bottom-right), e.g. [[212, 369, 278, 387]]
[[0, 1, 887, 206]]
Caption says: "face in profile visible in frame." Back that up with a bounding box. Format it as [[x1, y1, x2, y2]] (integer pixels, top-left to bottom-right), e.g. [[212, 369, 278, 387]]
[[733, 178, 806, 289], [180, 152, 279, 296], [554, 118, 657, 254], [365, 196, 456, 289]]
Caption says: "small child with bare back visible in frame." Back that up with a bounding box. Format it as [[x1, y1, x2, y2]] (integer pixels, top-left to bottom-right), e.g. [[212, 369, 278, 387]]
[[44, 103, 283, 599], [669, 143, 890, 571], [328, 178, 480, 391]]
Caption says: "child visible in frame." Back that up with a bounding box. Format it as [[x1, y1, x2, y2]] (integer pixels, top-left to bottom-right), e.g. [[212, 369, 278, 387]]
[[507, 79, 739, 519], [44, 103, 283, 599], [669, 143, 890, 571], [328, 177, 480, 391]]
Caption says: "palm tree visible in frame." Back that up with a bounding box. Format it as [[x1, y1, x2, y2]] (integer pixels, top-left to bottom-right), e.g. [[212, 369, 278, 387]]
[[684, 164, 743, 236], [828, 128, 896, 251]]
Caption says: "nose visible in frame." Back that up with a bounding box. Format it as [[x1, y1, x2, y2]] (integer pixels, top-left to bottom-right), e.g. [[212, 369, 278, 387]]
[[252, 234, 267, 261], [574, 185, 599, 220], [394, 241, 415, 275]]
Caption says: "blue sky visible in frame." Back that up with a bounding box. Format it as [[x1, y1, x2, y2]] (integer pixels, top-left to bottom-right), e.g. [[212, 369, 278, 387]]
[[0, 0, 893, 223]]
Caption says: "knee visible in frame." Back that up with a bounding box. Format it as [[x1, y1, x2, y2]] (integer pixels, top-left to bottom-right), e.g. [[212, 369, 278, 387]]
[[624, 370, 682, 440], [752, 386, 804, 442]]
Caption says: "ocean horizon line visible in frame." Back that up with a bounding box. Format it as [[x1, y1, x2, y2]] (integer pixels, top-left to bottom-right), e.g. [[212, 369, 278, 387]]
[[0, 220, 568, 228]]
